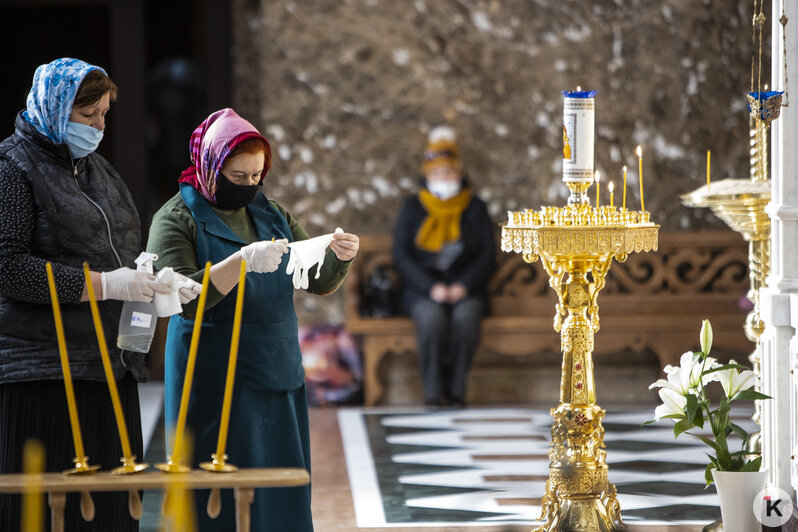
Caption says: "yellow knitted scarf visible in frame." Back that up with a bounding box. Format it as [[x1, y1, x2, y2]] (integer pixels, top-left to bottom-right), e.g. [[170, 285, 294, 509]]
[[415, 188, 472, 252]]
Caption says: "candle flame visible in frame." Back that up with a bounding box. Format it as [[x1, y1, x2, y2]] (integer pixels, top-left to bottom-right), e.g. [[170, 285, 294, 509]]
[[595, 170, 600, 182], [636, 146, 643, 158], [608, 181, 614, 192], [622, 165, 627, 172], [576, 85, 582, 91]]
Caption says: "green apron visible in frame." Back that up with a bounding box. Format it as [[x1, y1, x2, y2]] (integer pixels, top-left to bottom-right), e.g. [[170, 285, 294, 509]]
[[164, 183, 312, 531]]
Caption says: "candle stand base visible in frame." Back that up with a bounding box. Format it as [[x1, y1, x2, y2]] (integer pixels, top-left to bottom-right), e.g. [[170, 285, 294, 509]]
[[112, 456, 149, 475], [200, 453, 238, 473], [155, 455, 191, 474], [535, 404, 622, 532], [63, 456, 100, 475]]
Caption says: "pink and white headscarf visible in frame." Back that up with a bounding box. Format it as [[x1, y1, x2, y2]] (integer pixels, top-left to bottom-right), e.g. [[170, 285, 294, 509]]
[[178, 108, 271, 203]]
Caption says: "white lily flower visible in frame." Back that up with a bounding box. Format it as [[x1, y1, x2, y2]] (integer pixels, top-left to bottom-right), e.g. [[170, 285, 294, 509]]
[[654, 387, 687, 422], [716, 360, 757, 399], [649, 352, 719, 395]]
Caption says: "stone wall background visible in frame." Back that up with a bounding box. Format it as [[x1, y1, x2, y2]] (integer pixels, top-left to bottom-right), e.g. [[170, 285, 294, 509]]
[[232, 0, 762, 323]]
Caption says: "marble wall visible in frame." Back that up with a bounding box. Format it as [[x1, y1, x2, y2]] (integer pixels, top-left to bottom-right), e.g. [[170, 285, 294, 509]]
[[232, 0, 761, 322]]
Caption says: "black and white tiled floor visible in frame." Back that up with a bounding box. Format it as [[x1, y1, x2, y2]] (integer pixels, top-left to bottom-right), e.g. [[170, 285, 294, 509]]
[[339, 407, 756, 527]]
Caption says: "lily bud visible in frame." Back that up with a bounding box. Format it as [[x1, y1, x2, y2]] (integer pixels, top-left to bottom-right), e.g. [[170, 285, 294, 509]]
[[700, 319, 713, 355]]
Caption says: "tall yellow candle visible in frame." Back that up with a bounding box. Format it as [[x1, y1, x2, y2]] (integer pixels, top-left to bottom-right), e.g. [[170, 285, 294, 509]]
[[594, 170, 601, 207], [707, 149, 711, 190], [622, 165, 627, 210], [82, 263, 133, 460], [636, 145, 645, 212], [171, 262, 212, 466], [46, 263, 86, 464], [21, 439, 44, 532], [609, 181, 614, 208], [215, 260, 247, 461]]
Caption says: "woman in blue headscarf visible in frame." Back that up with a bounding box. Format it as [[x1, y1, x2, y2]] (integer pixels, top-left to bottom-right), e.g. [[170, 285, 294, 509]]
[[0, 58, 189, 530]]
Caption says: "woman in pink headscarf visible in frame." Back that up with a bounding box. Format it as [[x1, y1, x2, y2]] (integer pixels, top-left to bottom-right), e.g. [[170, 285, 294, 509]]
[[147, 108, 358, 531]]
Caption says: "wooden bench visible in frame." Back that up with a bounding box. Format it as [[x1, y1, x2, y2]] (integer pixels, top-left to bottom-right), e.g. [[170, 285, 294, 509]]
[[345, 232, 752, 405]]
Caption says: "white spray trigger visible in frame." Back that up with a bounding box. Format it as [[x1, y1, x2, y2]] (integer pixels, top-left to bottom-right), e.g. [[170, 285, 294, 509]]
[[134, 252, 158, 274]]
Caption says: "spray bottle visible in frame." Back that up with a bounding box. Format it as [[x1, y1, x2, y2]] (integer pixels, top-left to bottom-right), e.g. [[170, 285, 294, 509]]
[[117, 252, 159, 353]]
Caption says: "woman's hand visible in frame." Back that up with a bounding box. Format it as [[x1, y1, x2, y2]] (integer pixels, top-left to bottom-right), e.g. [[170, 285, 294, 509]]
[[330, 232, 359, 261], [98, 267, 171, 302], [446, 283, 467, 303], [241, 239, 289, 273]]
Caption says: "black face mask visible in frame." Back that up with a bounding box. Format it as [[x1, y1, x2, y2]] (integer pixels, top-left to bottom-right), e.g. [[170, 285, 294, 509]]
[[214, 174, 262, 210]]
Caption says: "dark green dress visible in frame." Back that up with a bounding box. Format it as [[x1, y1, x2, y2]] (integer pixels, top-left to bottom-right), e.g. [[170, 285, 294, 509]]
[[148, 183, 350, 531]]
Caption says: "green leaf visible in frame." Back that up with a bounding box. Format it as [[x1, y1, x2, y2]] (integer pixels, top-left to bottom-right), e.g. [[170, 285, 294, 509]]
[[642, 419, 657, 426], [702, 363, 749, 375], [740, 456, 763, 472], [731, 390, 771, 402], [729, 450, 755, 457], [692, 408, 705, 429], [696, 435, 718, 451], [704, 462, 716, 486], [686, 394, 699, 424], [729, 423, 749, 444], [673, 419, 693, 439]]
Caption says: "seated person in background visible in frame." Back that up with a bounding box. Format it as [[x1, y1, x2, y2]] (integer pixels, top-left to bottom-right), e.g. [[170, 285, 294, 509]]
[[392, 126, 496, 407]]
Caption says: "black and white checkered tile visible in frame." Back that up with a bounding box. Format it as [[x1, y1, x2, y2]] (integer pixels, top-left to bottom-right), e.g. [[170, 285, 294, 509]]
[[339, 407, 755, 527]]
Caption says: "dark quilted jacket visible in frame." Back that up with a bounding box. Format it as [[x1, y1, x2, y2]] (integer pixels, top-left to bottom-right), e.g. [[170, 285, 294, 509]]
[[0, 112, 141, 382]]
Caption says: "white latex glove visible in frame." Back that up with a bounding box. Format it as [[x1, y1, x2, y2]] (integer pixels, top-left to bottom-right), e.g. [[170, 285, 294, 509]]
[[100, 267, 170, 302], [240, 239, 288, 273], [285, 228, 340, 289], [172, 271, 202, 304]]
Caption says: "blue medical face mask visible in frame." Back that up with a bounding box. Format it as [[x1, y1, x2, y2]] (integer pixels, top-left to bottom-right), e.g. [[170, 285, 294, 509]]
[[65, 121, 104, 158]]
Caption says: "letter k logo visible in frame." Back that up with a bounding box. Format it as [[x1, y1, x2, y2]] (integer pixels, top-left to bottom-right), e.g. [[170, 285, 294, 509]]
[[765, 496, 783, 517]]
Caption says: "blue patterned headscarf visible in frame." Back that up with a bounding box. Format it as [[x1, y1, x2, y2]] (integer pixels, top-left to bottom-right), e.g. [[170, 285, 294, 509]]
[[22, 58, 106, 144]]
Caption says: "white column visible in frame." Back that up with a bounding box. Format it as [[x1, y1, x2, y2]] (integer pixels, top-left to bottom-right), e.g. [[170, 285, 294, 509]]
[[764, 0, 798, 498]]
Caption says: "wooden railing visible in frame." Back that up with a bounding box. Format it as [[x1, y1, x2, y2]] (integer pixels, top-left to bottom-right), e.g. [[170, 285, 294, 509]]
[[0, 468, 309, 532]]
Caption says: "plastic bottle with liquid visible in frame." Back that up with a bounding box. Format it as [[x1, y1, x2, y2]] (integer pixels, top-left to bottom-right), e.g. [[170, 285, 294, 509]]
[[117, 252, 158, 353]]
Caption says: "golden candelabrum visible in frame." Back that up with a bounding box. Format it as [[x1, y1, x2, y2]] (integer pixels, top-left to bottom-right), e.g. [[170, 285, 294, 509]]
[[502, 182, 658, 532], [681, 121, 772, 466]]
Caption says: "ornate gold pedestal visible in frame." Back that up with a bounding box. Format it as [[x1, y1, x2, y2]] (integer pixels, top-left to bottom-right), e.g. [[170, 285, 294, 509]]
[[502, 205, 658, 532]]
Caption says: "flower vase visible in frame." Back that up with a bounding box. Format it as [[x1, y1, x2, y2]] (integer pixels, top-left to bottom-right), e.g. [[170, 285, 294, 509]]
[[711, 469, 768, 532]]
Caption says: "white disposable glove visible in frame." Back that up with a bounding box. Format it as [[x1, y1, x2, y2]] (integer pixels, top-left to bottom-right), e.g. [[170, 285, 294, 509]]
[[172, 271, 203, 304], [240, 239, 288, 273], [100, 267, 171, 303], [285, 231, 337, 289]]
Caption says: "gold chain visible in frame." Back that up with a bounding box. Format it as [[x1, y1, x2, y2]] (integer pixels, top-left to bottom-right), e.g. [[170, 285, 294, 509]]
[[782, 9, 790, 107], [751, 0, 760, 93]]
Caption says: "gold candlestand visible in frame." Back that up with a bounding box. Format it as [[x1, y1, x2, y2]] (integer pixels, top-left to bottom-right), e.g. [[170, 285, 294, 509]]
[[502, 182, 658, 531], [680, 152, 772, 532]]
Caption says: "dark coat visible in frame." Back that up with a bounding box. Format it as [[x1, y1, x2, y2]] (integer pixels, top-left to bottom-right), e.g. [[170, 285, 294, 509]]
[[0, 112, 141, 383], [392, 187, 496, 313]]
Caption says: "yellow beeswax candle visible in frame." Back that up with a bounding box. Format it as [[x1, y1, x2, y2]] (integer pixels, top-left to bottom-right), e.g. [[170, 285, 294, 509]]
[[46, 262, 86, 463], [707, 150, 711, 190], [622, 165, 627, 210], [215, 260, 247, 460], [594, 170, 601, 207], [82, 263, 132, 460], [636, 146, 645, 212], [172, 262, 212, 465], [21, 439, 44, 532]]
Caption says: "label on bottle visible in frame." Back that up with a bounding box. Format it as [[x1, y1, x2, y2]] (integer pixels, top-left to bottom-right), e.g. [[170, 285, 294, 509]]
[[130, 311, 152, 328]]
